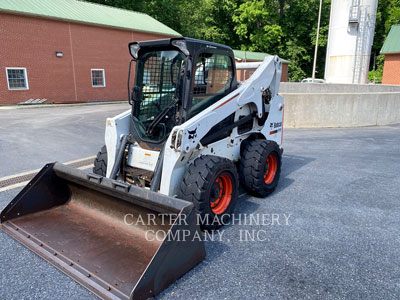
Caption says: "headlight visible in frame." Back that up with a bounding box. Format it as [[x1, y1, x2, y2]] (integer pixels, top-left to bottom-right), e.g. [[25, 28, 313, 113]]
[[129, 43, 140, 59], [171, 40, 189, 56]]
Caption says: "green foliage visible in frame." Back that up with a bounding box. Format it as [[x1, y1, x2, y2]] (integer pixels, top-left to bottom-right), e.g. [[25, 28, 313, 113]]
[[369, 0, 400, 83], [384, 0, 400, 32], [372, 1, 400, 57], [368, 54, 385, 83], [86, 0, 396, 82], [233, 1, 283, 52]]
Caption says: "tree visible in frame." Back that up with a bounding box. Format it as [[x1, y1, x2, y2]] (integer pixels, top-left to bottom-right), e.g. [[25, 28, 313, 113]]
[[233, 0, 283, 54], [86, 0, 395, 82], [87, 0, 242, 47], [232, 0, 331, 81], [369, 0, 400, 82]]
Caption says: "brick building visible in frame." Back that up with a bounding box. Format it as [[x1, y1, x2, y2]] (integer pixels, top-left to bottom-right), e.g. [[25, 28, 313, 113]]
[[0, 0, 290, 105], [233, 50, 290, 82], [381, 25, 400, 85], [0, 0, 180, 105]]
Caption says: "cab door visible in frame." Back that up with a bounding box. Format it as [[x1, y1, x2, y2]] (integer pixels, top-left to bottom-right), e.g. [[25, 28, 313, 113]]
[[189, 51, 234, 119]]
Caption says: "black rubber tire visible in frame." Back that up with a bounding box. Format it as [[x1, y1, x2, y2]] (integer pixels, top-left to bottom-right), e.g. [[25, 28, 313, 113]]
[[240, 139, 281, 197], [180, 155, 239, 231], [93, 145, 108, 177]]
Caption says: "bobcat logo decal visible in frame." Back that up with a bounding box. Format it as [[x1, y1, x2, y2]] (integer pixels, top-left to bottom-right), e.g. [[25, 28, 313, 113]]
[[188, 128, 197, 139]]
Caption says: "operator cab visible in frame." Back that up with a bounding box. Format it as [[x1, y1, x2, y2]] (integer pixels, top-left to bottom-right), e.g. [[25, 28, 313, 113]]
[[128, 38, 237, 150]]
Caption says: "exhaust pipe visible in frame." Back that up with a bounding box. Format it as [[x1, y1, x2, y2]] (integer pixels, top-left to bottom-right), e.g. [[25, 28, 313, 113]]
[[1, 163, 205, 300]]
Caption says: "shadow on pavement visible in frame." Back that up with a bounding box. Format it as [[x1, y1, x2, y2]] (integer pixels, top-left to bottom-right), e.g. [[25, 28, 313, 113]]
[[276, 154, 315, 194]]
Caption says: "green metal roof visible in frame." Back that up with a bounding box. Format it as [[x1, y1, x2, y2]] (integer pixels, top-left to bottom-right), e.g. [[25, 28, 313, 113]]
[[381, 25, 400, 54], [233, 49, 290, 63], [0, 0, 181, 37]]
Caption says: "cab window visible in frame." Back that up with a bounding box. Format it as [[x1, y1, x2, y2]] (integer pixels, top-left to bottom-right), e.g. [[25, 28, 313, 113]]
[[190, 53, 233, 118]]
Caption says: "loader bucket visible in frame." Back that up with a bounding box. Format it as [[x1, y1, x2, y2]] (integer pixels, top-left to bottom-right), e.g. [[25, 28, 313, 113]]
[[0, 163, 205, 300]]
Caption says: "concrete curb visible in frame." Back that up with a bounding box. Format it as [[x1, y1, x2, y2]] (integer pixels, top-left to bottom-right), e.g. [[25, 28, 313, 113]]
[[0, 101, 128, 110]]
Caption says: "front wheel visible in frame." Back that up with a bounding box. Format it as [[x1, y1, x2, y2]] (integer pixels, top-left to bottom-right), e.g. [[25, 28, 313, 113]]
[[93, 145, 107, 177], [179, 155, 239, 231], [240, 139, 281, 197]]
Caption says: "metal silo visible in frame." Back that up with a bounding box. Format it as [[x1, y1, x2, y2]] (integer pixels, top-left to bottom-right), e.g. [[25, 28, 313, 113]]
[[324, 0, 378, 83]]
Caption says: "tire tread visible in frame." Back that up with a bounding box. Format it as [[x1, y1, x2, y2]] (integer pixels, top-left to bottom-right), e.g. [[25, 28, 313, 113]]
[[179, 155, 239, 230], [93, 145, 107, 177], [239, 139, 281, 197]]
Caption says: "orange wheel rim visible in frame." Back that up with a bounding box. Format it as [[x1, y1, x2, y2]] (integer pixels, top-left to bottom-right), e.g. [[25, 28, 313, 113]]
[[264, 153, 278, 184], [210, 174, 232, 214]]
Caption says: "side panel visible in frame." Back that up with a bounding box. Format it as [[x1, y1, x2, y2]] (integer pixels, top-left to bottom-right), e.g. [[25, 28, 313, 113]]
[[159, 144, 187, 196], [261, 95, 284, 145], [105, 109, 131, 177]]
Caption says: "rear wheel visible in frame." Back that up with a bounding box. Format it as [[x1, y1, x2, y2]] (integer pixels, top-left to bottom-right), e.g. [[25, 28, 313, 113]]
[[240, 139, 281, 197], [180, 155, 239, 231], [93, 145, 107, 177]]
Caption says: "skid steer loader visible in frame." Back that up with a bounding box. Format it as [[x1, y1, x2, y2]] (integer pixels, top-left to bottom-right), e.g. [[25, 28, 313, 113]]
[[1, 38, 284, 300]]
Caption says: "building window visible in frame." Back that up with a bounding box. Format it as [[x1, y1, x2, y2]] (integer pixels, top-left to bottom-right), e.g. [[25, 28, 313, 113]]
[[91, 69, 105, 87], [6, 68, 29, 90]]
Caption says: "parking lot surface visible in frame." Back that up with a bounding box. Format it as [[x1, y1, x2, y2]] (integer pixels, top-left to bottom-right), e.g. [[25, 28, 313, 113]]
[[0, 103, 130, 177], [0, 104, 399, 299]]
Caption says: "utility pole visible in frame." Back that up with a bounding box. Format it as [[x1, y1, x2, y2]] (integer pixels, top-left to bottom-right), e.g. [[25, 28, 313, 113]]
[[312, 0, 323, 81]]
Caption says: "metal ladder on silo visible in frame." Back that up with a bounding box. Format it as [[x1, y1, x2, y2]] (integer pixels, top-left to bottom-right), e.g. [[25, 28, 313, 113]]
[[349, 0, 360, 23], [352, 6, 368, 83]]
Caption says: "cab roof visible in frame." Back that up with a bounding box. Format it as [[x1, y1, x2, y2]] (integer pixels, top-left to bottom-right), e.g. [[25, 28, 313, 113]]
[[130, 37, 234, 59]]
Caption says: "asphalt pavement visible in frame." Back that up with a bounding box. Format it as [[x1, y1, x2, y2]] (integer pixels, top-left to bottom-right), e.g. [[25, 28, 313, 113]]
[[0, 104, 399, 300], [0, 103, 130, 177]]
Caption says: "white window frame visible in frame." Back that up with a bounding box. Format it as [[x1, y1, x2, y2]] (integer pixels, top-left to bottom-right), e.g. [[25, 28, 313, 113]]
[[91, 69, 106, 87], [5, 67, 29, 90]]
